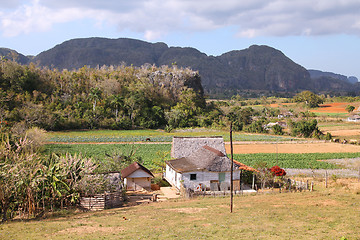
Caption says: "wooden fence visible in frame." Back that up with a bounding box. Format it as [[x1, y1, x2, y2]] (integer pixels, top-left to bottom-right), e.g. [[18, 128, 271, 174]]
[[80, 191, 125, 211]]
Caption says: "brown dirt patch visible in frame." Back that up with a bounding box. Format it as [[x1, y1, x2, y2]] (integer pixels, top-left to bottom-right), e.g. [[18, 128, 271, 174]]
[[326, 129, 360, 137], [310, 102, 356, 113], [225, 143, 360, 154], [166, 208, 207, 213], [53, 225, 124, 236]]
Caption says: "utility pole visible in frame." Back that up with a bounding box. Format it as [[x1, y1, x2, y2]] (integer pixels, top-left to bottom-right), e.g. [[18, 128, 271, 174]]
[[230, 122, 234, 213]]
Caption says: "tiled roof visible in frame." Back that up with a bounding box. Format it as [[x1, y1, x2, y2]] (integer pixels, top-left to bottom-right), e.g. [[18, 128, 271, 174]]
[[233, 160, 259, 172], [121, 162, 154, 178]]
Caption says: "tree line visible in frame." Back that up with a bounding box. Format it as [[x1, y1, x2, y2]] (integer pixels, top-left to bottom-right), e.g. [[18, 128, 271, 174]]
[[0, 59, 207, 131], [0, 58, 332, 138]]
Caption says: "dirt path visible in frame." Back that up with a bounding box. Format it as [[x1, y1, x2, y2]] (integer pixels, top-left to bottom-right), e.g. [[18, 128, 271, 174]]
[[225, 142, 360, 154]]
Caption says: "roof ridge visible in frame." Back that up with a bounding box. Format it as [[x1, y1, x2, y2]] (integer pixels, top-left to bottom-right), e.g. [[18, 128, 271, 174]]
[[202, 145, 225, 157]]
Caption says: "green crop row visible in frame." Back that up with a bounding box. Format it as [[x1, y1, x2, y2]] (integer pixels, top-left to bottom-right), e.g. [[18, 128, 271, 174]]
[[45, 144, 359, 171], [46, 129, 296, 143], [232, 152, 360, 169], [45, 143, 172, 170]]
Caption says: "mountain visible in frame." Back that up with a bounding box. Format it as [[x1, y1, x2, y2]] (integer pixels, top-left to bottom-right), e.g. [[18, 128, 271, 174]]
[[2, 37, 358, 95], [0, 48, 30, 65], [308, 69, 358, 84]]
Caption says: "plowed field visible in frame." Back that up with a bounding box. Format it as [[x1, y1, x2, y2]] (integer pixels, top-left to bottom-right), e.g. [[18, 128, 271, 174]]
[[311, 102, 356, 113]]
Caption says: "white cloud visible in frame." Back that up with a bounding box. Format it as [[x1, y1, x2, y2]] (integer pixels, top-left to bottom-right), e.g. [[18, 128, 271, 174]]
[[1, 0, 360, 39]]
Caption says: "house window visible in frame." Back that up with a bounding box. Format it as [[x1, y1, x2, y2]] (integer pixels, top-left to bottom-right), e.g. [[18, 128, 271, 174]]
[[190, 174, 197, 180]]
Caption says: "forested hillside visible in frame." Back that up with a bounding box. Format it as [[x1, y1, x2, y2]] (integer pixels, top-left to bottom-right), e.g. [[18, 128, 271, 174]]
[[0, 59, 206, 131]]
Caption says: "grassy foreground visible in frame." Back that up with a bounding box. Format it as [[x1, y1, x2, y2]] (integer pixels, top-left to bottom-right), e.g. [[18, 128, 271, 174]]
[[1, 186, 360, 240]]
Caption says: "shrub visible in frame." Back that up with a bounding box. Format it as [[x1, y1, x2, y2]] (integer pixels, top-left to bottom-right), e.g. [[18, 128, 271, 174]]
[[270, 165, 286, 177]]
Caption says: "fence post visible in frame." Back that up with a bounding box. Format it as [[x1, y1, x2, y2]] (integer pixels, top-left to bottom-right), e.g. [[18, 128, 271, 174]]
[[310, 182, 314, 192], [287, 179, 291, 192], [252, 174, 255, 190], [325, 171, 328, 188]]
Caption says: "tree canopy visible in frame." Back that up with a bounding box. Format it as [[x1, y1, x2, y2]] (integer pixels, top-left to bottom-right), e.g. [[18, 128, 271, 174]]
[[293, 91, 323, 108]]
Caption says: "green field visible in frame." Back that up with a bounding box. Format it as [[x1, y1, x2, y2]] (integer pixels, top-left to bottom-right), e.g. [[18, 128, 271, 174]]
[[45, 144, 172, 169], [45, 144, 360, 170], [46, 129, 296, 143], [232, 152, 360, 169]]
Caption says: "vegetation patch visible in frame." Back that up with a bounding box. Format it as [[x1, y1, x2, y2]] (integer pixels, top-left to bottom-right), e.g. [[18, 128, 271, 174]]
[[232, 152, 360, 169], [45, 143, 172, 170], [47, 129, 296, 143]]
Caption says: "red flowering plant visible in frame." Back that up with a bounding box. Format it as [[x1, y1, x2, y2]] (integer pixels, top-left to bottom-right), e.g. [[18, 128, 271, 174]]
[[270, 165, 286, 177], [269, 166, 287, 188]]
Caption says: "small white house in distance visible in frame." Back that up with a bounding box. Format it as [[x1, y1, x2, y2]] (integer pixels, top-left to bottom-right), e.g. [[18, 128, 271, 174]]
[[121, 162, 154, 191], [347, 115, 360, 122], [164, 137, 257, 191]]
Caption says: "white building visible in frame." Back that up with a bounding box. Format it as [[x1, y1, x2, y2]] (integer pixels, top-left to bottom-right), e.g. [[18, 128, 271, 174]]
[[121, 162, 154, 191], [347, 115, 360, 122], [164, 137, 257, 191]]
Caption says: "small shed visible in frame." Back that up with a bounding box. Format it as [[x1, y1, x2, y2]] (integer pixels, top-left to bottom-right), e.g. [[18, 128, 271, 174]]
[[121, 162, 154, 191]]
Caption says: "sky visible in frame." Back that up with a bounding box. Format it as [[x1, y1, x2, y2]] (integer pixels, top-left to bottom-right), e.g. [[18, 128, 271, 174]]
[[0, 0, 360, 79]]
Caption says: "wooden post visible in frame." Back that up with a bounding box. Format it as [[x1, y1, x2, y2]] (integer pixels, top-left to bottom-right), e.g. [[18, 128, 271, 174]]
[[288, 178, 291, 192], [325, 171, 328, 188], [230, 122, 234, 213], [252, 174, 255, 190], [306, 180, 309, 191], [310, 182, 314, 192]]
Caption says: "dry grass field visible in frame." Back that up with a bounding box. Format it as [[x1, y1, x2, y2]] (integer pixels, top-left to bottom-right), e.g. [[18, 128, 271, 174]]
[[1, 183, 360, 240]]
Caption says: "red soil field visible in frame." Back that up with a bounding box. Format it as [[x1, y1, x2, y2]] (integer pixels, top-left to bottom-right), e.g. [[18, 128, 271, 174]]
[[310, 102, 353, 113]]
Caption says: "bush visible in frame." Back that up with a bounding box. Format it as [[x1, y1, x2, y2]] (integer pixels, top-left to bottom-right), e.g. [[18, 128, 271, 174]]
[[272, 124, 283, 135], [270, 166, 286, 176]]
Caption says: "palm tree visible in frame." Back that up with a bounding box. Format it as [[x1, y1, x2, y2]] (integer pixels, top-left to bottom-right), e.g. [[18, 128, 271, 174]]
[[110, 94, 124, 122], [88, 87, 102, 113]]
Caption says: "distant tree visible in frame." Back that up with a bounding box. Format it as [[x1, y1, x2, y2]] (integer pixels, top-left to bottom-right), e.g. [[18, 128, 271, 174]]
[[293, 91, 323, 108], [288, 119, 319, 138], [272, 124, 284, 135], [346, 105, 355, 113]]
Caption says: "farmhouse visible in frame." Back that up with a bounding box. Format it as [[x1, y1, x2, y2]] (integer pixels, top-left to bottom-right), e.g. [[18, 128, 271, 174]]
[[164, 137, 257, 191], [347, 115, 360, 122], [121, 162, 154, 191]]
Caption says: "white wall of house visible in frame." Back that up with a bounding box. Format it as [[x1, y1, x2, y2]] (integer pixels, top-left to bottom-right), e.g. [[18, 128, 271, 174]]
[[165, 165, 179, 189], [124, 169, 153, 190], [165, 164, 242, 190]]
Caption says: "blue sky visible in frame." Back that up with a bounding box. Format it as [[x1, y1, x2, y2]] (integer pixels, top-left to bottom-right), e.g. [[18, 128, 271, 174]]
[[0, 0, 360, 80]]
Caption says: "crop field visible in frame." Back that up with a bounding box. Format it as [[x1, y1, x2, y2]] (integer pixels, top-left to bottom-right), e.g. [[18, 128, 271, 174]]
[[46, 129, 295, 143], [225, 142, 360, 154], [232, 152, 360, 169], [46, 143, 360, 170], [45, 144, 172, 168], [311, 102, 356, 113]]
